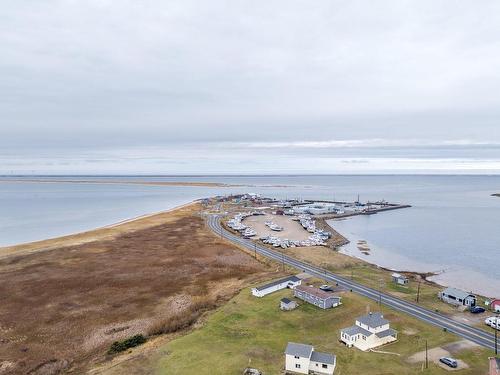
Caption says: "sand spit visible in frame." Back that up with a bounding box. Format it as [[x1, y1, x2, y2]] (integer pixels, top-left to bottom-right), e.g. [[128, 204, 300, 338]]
[[0, 178, 239, 188]]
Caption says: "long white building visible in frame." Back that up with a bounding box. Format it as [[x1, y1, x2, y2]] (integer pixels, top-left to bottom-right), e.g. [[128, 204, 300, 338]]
[[251, 275, 301, 297]]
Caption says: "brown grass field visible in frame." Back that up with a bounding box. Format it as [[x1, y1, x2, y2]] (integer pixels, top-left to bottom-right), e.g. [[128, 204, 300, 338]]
[[0, 203, 275, 374]]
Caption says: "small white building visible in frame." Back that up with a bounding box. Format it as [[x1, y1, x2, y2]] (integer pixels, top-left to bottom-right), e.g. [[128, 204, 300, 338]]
[[280, 298, 298, 311], [251, 275, 302, 298], [285, 342, 336, 375], [340, 312, 398, 351], [391, 273, 409, 285], [438, 287, 476, 307]]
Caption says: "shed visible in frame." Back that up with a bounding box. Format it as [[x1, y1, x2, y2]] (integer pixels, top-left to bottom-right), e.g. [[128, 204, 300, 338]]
[[391, 273, 409, 285], [280, 297, 298, 311], [489, 299, 500, 313]]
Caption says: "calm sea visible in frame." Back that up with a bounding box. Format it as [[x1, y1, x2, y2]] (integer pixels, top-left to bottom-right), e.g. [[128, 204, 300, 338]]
[[1, 175, 499, 296]]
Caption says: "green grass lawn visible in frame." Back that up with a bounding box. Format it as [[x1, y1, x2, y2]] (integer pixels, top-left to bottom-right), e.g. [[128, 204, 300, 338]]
[[154, 287, 489, 374]]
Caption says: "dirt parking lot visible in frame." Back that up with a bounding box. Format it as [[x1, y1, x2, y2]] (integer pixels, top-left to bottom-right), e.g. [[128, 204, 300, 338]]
[[243, 214, 310, 240], [0, 204, 273, 374], [407, 340, 479, 371]]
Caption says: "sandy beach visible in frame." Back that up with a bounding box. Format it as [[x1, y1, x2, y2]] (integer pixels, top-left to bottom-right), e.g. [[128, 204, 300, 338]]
[[0, 201, 197, 259]]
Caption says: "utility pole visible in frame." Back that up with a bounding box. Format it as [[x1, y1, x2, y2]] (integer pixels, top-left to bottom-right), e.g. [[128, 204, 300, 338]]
[[378, 279, 383, 306], [425, 340, 429, 369], [416, 281, 421, 303], [281, 249, 285, 271], [495, 312, 498, 356], [254, 242, 257, 259]]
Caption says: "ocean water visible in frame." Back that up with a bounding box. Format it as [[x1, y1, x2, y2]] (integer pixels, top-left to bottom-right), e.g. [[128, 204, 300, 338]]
[[1, 175, 499, 296], [0, 180, 222, 246]]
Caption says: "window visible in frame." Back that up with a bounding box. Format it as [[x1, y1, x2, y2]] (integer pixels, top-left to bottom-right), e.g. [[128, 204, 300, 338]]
[[322, 364, 328, 369], [295, 364, 301, 369]]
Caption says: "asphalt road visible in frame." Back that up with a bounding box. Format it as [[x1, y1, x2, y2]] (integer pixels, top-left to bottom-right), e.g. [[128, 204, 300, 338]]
[[208, 215, 497, 351]]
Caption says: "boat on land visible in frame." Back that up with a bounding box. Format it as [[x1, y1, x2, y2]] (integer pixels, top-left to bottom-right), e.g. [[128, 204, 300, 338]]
[[265, 221, 284, 231]]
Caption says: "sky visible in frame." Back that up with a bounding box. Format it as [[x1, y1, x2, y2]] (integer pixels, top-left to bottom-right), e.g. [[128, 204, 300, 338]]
[[1, 0, 500, 174]]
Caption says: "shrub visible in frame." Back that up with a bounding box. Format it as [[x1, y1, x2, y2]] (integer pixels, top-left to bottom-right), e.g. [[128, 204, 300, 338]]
[[107, 334, 147, 355], [147, 296, 217, 336]]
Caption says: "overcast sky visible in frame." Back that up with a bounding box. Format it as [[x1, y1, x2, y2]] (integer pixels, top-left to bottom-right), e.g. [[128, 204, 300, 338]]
[[1, 0, 500, 174]]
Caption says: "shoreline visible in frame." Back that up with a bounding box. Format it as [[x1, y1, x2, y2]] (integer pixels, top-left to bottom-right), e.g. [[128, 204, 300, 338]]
[[0, 200, 199, 260]]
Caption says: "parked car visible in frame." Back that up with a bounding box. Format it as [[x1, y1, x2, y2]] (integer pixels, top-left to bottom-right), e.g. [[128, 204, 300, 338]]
[[485, 316, 500, 329], [470, 306, 485, 314], [439, 357, 458, 368], [319, 285, 334, 292]]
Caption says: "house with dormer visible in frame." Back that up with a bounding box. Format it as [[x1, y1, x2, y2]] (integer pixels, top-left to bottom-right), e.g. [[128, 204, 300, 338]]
[[340, 312, 398, 351]]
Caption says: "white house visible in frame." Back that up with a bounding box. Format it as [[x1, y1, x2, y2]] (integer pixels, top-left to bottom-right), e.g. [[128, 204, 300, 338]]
[[251, 275, 302, 297], [285, 342, 336, 375], [438, 287, 476, 307], [340, 312, 398, 351]]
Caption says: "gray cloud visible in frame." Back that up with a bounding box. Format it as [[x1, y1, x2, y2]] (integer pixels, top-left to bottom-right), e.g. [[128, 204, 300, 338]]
[[1, 1, 500, 173]]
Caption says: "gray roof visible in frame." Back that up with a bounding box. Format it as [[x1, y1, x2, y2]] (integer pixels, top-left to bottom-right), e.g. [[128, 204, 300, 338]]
[[391, 272, 407, 280], [356, 312, 389, 328], [254, 275, 300, 291], [441, 287, 476, 300], [310, 351, 336, 365], [294, 284, 341, 300], [285, 342, 313, 358], [340, 325, 372, 337], [281, 298, 292, 304], [375, 328, 398, 339]]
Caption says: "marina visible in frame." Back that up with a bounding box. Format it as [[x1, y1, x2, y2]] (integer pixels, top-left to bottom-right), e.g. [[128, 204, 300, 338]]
[[223, 194, 410, 250]]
